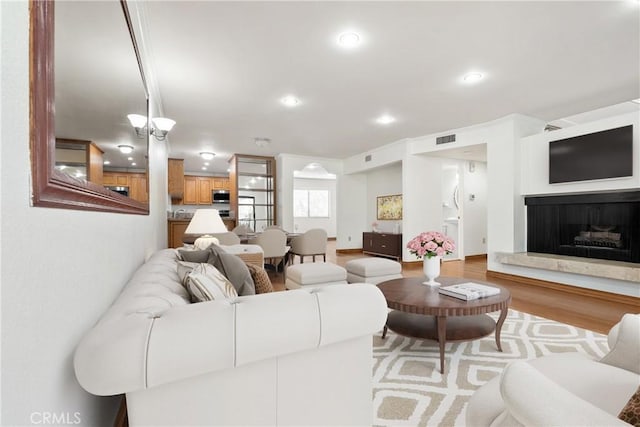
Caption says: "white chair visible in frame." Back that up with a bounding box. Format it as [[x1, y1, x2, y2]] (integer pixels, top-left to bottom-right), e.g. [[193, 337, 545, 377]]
[[232, 224, 252, 236], [210, 232, 241, 246], [466, 313, 640, 426], [249, 229, 289, 274], [289, 228, 328, 263]]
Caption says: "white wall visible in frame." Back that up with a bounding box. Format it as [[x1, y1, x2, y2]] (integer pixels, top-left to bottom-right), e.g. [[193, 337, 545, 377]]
[[366, 162, 402, 233], [401, 154, 444, 261], [292, 178, 337, 237], [520, 111, 640, 196], [336, 173, 368, 250], [1, 3, 167, 425]]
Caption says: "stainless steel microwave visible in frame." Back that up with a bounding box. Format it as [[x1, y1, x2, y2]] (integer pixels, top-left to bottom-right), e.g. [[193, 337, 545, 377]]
[[212, 191, 230, 203]]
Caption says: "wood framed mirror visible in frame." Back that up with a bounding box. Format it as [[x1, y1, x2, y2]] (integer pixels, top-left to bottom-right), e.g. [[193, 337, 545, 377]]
[[30, 0, 149, 214]]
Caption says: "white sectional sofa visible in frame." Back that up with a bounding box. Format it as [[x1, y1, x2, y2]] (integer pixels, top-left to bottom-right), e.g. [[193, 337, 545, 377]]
[[74, 249, 388, 426]]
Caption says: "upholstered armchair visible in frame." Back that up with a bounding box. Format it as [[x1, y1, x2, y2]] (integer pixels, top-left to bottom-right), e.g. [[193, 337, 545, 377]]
[[466, 313, 640, 426], [249, 229, 289, 273], [289, 228, 328, 263]]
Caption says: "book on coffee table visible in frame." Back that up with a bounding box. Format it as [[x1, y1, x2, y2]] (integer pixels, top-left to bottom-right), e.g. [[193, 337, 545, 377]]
[[438, 282, 500, 301]]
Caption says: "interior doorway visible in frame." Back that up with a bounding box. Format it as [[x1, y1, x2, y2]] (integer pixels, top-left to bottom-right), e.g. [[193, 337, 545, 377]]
[[429, 143, 488, 260]]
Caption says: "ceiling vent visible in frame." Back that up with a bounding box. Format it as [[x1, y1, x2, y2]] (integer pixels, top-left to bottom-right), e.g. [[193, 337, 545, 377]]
[[365, 154, 372, 162], [436, 134, 456, 145]]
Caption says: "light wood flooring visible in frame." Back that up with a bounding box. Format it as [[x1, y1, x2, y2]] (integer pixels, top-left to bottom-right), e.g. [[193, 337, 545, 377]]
[[268, 241, 639, 334]]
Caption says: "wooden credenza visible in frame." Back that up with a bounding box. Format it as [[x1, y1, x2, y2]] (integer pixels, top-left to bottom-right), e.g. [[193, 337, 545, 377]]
[[362, 232, 402, 261]]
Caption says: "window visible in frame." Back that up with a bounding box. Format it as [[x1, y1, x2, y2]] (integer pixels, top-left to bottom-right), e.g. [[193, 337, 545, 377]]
[[294, 189, 329, 218]]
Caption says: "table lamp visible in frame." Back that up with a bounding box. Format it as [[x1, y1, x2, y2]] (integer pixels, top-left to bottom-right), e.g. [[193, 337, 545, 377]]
[[185, 209, 228, 249]]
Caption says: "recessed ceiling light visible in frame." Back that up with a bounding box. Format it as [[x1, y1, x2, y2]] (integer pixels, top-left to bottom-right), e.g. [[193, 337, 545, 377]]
[[226, 168, 231, 173], [376, 114, 396, 125], [131, 162, 137, 166], [118, 145, 134, 154], [281, 95, 300, 107], [204, 162, 209, 166], [337, 31, 361, 48], [631, 98, 640, 104], [127, 157, 133, 161], [255, 137, 271, 147], [463, 72, 484, 83], [201, 166, 207, 170], [200, 152, 215, 160], [103, 160, 111, 165]]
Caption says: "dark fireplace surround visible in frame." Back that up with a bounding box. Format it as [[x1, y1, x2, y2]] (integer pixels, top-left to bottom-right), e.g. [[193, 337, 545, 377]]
[[525, 191, 640, 264]]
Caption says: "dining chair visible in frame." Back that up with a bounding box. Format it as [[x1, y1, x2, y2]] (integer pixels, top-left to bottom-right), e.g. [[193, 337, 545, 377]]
[[232, 224, 252, 236], [249, 229, 289, 274], [210, 232, 241, 246], [288, 228, 328, 263]]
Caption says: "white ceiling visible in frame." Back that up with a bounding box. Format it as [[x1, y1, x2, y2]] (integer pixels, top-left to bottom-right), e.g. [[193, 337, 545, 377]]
[[141, 1, 639, 173], [56, 1, 640, 174]]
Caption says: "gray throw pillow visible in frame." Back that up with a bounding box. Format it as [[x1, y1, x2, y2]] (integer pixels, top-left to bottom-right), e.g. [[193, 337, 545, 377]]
[[178, 249, 210, 263], [207, 245, 256, 296]]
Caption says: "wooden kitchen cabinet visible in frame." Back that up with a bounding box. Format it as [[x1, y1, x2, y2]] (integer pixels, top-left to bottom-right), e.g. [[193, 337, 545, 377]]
[[213, 178, 230, 190], [168, 219, 190, 248], [183, 176, 214, 205], [362, 232, 403, 261], [129, 173, 148, 203], [168, 158, 184, 199], [168, 218, 233, 248], [103, 171, 148, 203]]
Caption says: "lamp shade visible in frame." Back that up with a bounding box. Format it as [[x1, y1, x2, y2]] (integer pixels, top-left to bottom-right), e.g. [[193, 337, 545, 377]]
[[152, 117, 176, 132], [127, 114, 147, 128], [185, 209, 228, 235]]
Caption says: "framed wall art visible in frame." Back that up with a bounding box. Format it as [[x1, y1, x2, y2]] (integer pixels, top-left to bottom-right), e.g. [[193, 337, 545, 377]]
[[377, 194, 403, 220]]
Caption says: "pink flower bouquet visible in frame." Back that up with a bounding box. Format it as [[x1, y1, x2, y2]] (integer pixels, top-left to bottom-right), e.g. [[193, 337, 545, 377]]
[[407, 231, 455, 259]]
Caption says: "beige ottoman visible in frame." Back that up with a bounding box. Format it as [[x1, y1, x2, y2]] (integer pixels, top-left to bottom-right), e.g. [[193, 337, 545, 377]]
[[345, 258, 402, 284], [285, 262, 347, 290]]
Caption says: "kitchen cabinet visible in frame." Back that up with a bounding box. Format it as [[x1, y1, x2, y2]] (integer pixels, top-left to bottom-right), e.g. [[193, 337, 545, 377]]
[[183, 176, 216, 205], [168, 158, 184, 198], [362, 232, 403, 261], [103, 171, 148, 203], [168, 219, 190, 248], [213, 178, 230, 190], [128, 173, 148, 203], [229, 155, 276, 232], [168, 218, 234, 248]]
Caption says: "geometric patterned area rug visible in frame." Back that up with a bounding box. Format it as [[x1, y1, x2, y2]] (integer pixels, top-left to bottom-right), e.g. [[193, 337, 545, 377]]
[[372, 309, 609, 426]]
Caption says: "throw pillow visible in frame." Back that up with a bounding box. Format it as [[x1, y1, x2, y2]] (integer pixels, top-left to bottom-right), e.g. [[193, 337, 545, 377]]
[[619, 386, 640, 426], [207, 245, 256, 296], [184, 263, 238, 303], [245, 262, 274, 294], [178, 248, 210, 263], [176, 261, 199, 287]]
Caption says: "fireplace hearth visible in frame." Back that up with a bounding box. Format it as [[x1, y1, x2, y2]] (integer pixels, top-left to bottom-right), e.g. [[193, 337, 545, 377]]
[[525, 191, 640, 264]]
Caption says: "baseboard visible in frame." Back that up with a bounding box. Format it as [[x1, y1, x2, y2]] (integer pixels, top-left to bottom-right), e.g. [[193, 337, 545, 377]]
[[335, 248, 363, 254], [465, 254, 487, 261], [487, 270, 640, 307]]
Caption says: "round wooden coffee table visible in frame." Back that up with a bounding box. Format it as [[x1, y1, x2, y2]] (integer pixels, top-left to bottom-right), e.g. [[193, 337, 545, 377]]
[[377, 277, 511, 373]]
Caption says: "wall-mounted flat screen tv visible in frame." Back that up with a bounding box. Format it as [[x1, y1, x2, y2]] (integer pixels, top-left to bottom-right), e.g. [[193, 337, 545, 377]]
[[549, 125, 633, 184]]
